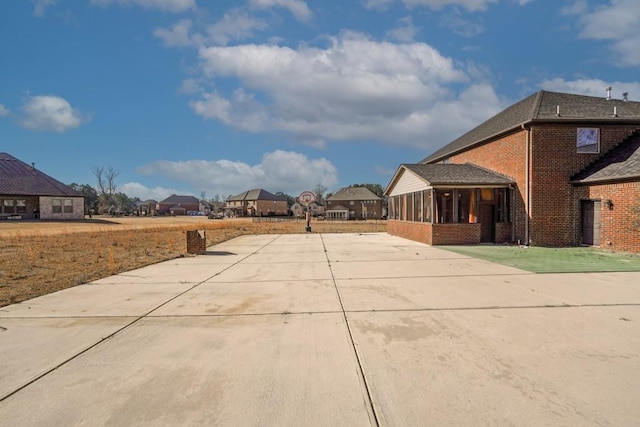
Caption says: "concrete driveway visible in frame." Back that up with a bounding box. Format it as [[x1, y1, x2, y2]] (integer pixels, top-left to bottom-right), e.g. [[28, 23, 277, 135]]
[[1, 233, 640, 426]]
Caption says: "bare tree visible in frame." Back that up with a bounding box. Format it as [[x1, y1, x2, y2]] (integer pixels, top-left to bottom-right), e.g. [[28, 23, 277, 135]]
[[313, 182, 328, 204], [92, 165, 120, 213]]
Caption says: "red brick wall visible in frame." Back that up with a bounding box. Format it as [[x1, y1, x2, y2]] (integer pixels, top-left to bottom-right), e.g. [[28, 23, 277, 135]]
[[432, 223, 481, 245], [528, 125, 637, 246], [388, 220, 481, 245], [388, 220, 433, 244], [495, 222, 512, 244], [448, 124, 640, 247], [579, 182, 640, 253], [448, 129, 528, 243]]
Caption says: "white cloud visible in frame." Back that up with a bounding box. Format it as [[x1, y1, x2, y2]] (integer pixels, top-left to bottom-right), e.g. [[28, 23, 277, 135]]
[[438, 9, 485, 37], [249, 0, 312, 22], [573, 0, 640, 66], [118, 182, 187, 201], [387, 16, 419, 42], [540, 78, 640, 101], [155, 11, 268, 47], [90, 0, 196, 13], [0, 104, 9, 117], [362, 0, 395, 11], [136, 150, 339, 196], [20, 95, 88, 132], [154, 19, 195, 46], [402, 0, 498, 12], [189, 32, 502, 150], [33, 0, 56, 17], [206, 9, 268, 45]]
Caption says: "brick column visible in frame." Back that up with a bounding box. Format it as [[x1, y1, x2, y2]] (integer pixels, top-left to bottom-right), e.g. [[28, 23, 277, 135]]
[[186, 230, 207, 255]]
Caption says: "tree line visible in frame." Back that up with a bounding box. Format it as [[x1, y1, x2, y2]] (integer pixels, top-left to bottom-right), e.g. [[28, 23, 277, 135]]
[[69, 167, 385, 215]]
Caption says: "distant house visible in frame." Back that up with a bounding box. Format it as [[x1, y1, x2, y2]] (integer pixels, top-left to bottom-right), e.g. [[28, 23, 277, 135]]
[[199, 200, 212, 215], [226, 189, 288, 217], [135, 199, 157, 216], [0, 152, 84, 220], [291, 201, 325, 218], [326, 187, 382, 220], [157, 194, 200, 215]]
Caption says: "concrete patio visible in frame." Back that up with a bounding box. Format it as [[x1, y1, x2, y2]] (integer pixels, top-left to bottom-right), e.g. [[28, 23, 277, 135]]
[[1, 233, 640, 425]]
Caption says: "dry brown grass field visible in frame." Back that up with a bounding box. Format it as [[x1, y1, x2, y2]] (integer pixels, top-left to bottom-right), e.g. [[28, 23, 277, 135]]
[[0, 216, 386, 307]]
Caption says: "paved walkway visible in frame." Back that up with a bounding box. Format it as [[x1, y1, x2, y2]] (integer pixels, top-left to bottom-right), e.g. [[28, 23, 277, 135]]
[[1, 233, 640, 426]]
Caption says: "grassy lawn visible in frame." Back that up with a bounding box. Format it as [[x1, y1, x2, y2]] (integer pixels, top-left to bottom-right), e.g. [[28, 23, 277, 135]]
[[440, 245, 640, 273]]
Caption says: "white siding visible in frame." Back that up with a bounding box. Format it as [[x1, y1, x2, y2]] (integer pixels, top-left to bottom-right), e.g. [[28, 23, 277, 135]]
[[388, 169, 430, 196]]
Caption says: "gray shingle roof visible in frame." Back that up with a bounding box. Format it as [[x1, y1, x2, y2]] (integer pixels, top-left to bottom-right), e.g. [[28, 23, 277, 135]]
[[422, 90, 640, 163], [227, 189, 285, 201], [0, 152, 83, 197], [403, 163, 514, 186], [327, 187, 381, 201], [159, 194, 199, 205], [571, 131, 640, 184]]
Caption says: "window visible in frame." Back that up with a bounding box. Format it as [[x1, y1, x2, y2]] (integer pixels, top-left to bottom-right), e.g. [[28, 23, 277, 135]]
[[64, 199, 73, 213], [16, 200, 26, 214], [52, 199, 62, 213], [577, 128, 600, 154], [2, 199, 15, 214]]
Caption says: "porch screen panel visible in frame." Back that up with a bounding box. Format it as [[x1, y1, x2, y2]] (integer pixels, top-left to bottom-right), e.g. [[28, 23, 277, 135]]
[[413, 191, 422, 222], [435, 190, 453, 223], [423, 189, 432, 223], [457, 189, 472, 224]]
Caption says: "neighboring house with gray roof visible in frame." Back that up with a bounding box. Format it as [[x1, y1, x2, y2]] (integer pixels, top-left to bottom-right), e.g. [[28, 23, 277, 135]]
[[386, 90, 640, 252], [0, 152, 84, 220], [326, 187, 382, 220], [226, 189, 288, 217], [158, 194, 200, 215]]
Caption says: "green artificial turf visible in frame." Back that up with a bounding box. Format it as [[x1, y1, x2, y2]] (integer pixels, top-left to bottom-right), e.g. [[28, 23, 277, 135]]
[[440, 245, 640, 273]]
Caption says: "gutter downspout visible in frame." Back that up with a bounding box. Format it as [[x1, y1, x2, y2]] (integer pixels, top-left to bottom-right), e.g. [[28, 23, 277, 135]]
[[522, 124, 531, 245]]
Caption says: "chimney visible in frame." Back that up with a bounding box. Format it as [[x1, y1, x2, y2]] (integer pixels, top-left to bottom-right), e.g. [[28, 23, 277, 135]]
[[623, 92, 629, 102], [31, 162, 35, 170], [606, 87, 612, 100]]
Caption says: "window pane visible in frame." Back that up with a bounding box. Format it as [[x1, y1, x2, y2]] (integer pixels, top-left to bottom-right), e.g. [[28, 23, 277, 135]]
[[16, 200, 26, 214]]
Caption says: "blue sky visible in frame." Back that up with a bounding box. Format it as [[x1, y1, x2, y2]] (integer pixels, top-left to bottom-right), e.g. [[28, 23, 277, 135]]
[[1, 0, 639, 201]]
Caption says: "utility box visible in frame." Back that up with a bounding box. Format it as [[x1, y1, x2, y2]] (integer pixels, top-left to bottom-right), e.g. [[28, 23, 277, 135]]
[[186, 230, 207, 255]]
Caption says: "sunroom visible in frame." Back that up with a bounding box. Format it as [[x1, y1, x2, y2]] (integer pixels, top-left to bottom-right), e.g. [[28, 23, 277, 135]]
[[385, 163, 514, 245]]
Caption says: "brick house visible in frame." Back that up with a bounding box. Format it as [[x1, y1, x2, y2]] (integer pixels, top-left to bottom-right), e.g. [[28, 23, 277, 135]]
[[157, 194, 200, 215], [225, 189, 288, 217], [291, 201, 325, 218], [385, 90, 640, 253], [0, 152, 84, 220], [326, 187, 383, 220]]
